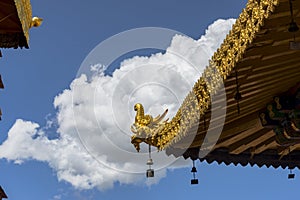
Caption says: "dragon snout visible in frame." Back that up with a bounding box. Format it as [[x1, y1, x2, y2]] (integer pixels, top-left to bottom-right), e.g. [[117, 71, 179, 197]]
[[134, 103, 141, 111]]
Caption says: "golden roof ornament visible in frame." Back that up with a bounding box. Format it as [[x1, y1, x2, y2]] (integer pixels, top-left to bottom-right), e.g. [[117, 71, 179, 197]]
[[30, 16, 43, 28], [130, 103, 168, 152]]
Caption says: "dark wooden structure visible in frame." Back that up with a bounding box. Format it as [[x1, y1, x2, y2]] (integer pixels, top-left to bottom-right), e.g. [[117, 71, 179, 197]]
[[0, 186, 7, 199]]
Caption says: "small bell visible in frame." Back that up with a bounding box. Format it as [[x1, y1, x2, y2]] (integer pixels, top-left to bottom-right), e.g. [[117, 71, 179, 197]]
[[287, 148, 295, 179], [191, 160, 198, 185], [146, 144, 154, 178], [234, 91, 242, 101], [191, 179, 199, 185], [147, 158, 153, 166], [288, 167, 295, 179], [288, 0, 299, 33], [288, 21, 299, 32], [146, 169, 154, 178], [191, 166, 197, 173]]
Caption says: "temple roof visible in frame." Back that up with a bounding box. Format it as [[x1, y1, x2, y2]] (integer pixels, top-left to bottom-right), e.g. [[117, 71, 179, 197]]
[[131, 0, 300, 169], [0, 0, 33, 48]]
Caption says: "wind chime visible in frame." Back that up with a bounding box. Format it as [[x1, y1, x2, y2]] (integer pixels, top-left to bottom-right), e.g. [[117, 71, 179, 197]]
[[146, 144, 154, 178], [288, 167, 295, 179], [288, 0, 299, 32], [191, 160, 198, 185], [288, 148, 295, 179], [234, 66, 242, 115], [288, 0, 300, 50]]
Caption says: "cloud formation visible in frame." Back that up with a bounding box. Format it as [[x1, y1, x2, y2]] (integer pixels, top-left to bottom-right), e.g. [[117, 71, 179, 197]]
[[0, 19, 235, 190]]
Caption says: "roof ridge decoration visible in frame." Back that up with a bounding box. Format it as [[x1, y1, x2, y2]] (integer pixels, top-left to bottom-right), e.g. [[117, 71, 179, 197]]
[[130, 0, 280, 151], [131, 103, 169, 152]]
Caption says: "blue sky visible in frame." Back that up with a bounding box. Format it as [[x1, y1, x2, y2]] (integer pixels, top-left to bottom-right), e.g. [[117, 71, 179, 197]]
[[0, 0, 299, 200]]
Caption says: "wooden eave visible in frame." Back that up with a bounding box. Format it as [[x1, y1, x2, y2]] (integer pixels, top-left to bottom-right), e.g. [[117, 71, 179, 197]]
[[0, 0, 32, 48], [153, 0, 300, 169], [0, 186, 7, 199]]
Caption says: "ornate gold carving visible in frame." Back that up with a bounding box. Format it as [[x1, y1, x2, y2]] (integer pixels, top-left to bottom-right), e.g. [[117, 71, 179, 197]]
[[130, 0, 280, 150], [130, 103, 168, 152], [14, 0, 33, 44]]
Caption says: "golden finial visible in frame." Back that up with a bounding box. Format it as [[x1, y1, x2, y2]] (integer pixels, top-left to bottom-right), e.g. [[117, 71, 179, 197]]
[[30, 17, 43, 28]]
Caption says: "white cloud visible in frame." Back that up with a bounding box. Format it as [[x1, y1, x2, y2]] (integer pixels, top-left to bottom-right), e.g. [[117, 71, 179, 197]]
[[0, 19, 235, 190], [53, 194, 62, 200]]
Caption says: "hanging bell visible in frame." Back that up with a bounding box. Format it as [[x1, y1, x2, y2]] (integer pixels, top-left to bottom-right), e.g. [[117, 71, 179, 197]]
[[288, 173, 295, 179], [191, 166, 197, 173], [288, 0, 299, 33], [288, 167, 295, 179], [289, 21, 299, 32], [190, 160, 198, 185], [146, 144, 154, 178], [287, 148, 295, 179], [234, 91, 242, 101], [146, 158, 153, 166], [146, 169, 154, 178], [191, 179, 199, 185]]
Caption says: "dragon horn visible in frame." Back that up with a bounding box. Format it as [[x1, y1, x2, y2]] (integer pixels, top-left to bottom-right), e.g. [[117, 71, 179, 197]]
[[153, 109, 168, 124]]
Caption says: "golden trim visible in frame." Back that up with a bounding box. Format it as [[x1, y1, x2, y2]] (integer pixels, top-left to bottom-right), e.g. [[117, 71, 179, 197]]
[[14, 0, 33, 45]]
